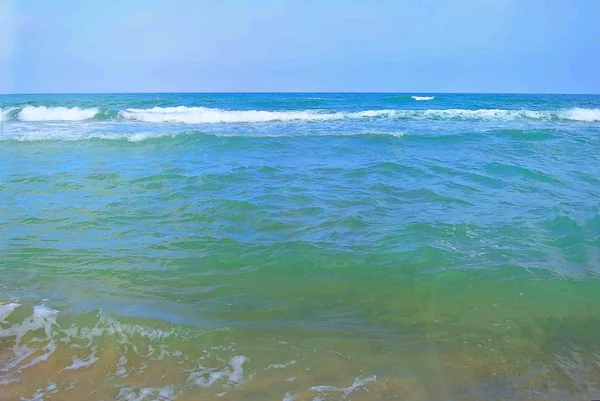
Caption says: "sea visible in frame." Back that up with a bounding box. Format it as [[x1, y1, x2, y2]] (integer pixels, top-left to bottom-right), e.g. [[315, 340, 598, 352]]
[[1, 93, 600, 400]]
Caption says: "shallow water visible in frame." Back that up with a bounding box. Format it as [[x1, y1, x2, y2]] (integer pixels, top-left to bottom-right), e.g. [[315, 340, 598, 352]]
[[1, 93, 600, 400]]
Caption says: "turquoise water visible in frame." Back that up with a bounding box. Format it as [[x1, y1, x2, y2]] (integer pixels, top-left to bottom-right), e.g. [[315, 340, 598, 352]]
[[1, 93, 600, 400]]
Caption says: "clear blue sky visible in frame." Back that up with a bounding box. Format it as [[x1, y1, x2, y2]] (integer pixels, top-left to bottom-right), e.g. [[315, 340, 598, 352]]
[[2, 0, 599, 94]]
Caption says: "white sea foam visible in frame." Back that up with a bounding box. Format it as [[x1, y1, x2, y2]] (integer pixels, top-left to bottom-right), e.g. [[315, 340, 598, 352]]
[[22, 382, 59, 401], [1, 125, 172, 142], [188, 355, 248, 389], [118, 105, 600, 124], [267, 360, 297, 370], [307, 375, 377, 397], [228, 355, 247, 384], [559, 107, 600, 122], [0, 302, 20, 323], [0, 123, 406, 142], [420, 107, 578, 121], [60, 351, 99, 371], [414, 107, 600, 121], [0, 304, 59, 376], [119, 106, 395, 124], [91, 132, 178, 142], [115, 354, 129, 377], [342, 375, 377, 395], [416, 108, 541, 120], [412, 96, 435, 101], [18, 106, 99, 121], [0, 304, 188, 386], [3, 104, 599, 124], [117, 385, 178, 401]]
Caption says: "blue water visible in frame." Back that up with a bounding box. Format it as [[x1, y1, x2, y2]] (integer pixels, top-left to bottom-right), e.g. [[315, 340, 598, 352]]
[[1, 93, 600, 400]]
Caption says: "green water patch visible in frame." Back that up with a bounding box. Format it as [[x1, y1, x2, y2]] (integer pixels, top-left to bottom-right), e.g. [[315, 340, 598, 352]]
[[484, 162, 561, 185], [496, 129, 560, 141]]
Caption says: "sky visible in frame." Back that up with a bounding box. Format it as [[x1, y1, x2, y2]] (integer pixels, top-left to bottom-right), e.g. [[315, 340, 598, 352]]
[[1, 0, 599, 94]]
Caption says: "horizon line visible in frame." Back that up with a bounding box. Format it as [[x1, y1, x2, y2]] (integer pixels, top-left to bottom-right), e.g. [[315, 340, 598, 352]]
[[1, 91, 599, 96]]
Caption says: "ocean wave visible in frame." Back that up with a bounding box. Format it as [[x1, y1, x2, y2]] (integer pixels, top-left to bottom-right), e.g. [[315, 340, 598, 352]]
[[1, 129, 406, 142], [499, 129, 559, 141], [412, 96, 435, 101], [407, 107, 600, 121], [118, 106, 600, 123], [559, 107, 600, 122], [119, 106, 396, 123], [18, 106, 99, 121], [0, 130, 178, 143], [3, 105, 600, 123], [1, 106, 19, 121]]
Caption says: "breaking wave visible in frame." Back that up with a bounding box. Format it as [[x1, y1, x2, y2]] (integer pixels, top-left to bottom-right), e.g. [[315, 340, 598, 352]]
[[0, 128, 407, 142], [559, 107, 600, 122], [119, 106, 600, 123], [1, 106, 19, 121], [412, 96, 435, 101], [18, 106, 100, 121], [2, 105, 600, 123], [118, 106, 393, 123]]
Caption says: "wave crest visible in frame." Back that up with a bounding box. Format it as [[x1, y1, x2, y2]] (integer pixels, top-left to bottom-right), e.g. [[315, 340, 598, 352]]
[[410, 107, 600, 121], [118, 106, 600, 124], [18, 106, 99, 121], [1, 106, 19, 121], [1, 129, 406, 142], [559, 107, 600, 122], [3, 105, 600, 123], [412, 96, 435, 101], [119, 106, 396, 124]]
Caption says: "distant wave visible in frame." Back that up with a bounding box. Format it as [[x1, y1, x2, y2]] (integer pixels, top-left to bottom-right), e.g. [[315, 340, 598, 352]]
[[412, 96, 435, 101], [18, 106, 99, 121], [2, 105, 600, 123]]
